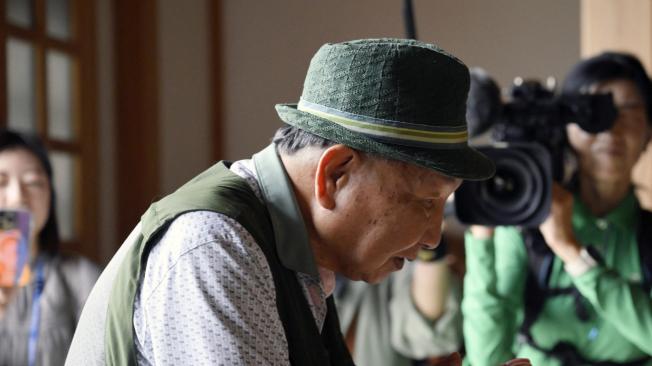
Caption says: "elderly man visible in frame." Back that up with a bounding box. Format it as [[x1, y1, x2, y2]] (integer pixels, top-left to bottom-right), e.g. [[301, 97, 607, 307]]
[[66, 38, 494, 365]]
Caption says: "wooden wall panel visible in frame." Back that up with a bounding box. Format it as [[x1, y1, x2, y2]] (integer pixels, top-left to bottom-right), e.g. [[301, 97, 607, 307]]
[[113, 0, 160, 243], [581, 0, 652, 209]]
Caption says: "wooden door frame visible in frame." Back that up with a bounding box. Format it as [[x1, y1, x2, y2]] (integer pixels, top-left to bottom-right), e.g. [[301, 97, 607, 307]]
[[113, 0, 160, 246], [77, 0, 99, 262]]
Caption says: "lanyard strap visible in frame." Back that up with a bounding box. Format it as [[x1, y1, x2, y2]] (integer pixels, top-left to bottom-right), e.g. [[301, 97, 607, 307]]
[[27, 260, 45, 366]]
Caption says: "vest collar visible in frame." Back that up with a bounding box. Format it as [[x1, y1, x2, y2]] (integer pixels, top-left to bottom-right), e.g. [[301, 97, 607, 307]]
[[253, 144, 319, 277]]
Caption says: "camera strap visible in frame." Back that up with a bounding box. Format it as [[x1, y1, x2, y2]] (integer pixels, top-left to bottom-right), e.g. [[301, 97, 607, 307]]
[[521, 339, 651, 366], [519, 209, 652, 365], [637, 209, 652, 294], [27, 259, 45, 366]]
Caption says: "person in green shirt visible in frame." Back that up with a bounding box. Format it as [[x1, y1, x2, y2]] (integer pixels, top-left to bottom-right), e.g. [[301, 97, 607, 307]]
[[463, 52, 652, 366]]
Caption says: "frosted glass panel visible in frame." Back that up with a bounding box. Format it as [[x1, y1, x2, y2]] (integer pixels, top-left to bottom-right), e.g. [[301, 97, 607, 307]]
[[50, 152, 76, 241], [7, 38, 36, 133], [46, 0, 71, 40], [7, 0, 34, 28], [47, 51, 74, 141]]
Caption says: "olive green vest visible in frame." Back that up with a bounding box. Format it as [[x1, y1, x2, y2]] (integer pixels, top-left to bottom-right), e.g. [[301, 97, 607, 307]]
[[104, 158, 353, 365]]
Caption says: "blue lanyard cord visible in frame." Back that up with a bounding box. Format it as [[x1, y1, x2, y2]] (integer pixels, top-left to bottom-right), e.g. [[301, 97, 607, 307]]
[[27, 260, 45, 366]]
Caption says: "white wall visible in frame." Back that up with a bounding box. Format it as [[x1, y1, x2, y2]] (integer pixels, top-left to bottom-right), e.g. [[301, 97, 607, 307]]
[[220, 0, 580, 159], [158, 0, 211, 195], [95, 0, 212, 260]]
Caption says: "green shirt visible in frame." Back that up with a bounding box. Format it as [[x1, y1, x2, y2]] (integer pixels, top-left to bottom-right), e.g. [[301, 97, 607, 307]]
[[463, 191, 652, 366]]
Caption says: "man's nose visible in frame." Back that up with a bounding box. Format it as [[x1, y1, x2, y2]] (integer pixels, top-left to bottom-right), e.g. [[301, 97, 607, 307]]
[[420, 219, 443, 250]]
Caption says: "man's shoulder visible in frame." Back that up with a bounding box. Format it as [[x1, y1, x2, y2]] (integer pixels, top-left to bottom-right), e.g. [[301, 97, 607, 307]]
[[133, 210, 284, 365], [136, 210, 276, 316], [152, 210, 261, 263], [142, 210, 273, 285]]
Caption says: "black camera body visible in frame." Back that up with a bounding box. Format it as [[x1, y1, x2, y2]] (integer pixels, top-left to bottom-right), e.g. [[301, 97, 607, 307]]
[[454, 72, 617, 227]]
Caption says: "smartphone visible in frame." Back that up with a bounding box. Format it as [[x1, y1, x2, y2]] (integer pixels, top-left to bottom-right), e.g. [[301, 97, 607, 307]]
[[0, 210, 32, 287]]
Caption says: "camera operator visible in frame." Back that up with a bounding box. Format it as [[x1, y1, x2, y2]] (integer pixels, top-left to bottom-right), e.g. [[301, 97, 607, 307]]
[[463, 52, 652, 366]]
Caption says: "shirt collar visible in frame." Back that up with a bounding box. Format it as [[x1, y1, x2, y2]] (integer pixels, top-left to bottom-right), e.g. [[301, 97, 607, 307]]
[[252, 144, 319, 277], [572, 189, 639, 232]]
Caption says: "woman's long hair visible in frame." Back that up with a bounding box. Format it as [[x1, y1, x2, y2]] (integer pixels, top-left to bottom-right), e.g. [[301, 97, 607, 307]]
[[0, 129, 60, 254]]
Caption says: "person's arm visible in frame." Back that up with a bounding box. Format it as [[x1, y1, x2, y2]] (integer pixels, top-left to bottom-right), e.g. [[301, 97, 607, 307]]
[[462, 225, 527, 366], [390, 260, 463, 359], [571, 267, 652, 353], [411, 231, 458, 322], [410, 219, 466, 323], [540, 184, 652, 353], [412, 259, 452, 321]]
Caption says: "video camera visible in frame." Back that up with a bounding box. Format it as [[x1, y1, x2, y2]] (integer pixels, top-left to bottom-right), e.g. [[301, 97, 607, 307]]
[[454, 69, 618, 227]]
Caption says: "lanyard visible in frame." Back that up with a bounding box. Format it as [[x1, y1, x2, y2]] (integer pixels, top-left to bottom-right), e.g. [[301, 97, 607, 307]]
[[27, 260, 45, 366]]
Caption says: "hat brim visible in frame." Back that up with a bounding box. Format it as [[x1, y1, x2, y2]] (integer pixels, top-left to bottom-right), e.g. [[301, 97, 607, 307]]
[[276, 103, 495, 181]]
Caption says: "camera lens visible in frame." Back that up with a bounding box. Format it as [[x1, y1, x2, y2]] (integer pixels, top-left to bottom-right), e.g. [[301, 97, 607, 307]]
[[454, 142, 552, 227], [484, 163, 528, 204], [476, 148, 545, 224]]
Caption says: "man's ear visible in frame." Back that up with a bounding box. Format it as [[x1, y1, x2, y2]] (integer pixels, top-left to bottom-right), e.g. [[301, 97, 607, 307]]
[[315, 145, 358, 210]]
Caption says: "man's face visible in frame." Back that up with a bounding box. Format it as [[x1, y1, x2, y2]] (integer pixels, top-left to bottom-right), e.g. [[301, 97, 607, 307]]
[[314, 153, 461, 283]]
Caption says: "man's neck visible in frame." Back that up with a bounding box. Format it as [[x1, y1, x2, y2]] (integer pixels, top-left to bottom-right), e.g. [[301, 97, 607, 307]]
[[280, 150, 338, 296], [318, 267, 336, 297]]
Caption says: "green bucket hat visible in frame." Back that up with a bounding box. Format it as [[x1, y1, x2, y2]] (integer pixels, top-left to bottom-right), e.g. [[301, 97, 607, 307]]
[[275, 38, 495, 180]]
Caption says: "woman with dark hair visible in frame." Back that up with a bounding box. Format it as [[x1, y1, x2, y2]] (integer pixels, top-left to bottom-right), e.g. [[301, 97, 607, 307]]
[[0, 130, 100, 366], [463, 52, 652, 366]]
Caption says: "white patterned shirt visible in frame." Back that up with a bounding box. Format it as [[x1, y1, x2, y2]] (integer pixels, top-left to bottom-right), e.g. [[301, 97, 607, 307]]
[[133, 160, 328, 365]]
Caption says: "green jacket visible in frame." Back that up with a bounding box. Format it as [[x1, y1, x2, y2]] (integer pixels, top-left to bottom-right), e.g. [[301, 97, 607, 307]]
[[66, 145, 353, 366], [463, 191, 652, 366]]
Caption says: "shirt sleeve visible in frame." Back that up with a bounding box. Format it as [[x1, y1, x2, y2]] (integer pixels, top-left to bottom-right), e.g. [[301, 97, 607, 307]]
[[462, 227, 528, 366], [572, 265, 652, 353], [133, 211, 290, 366], [389, 262, 462, 359]]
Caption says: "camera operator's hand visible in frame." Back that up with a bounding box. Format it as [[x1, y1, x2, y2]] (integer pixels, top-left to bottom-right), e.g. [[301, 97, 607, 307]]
[[469, 225, 494, 239], [539, 183, 581, 264]]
